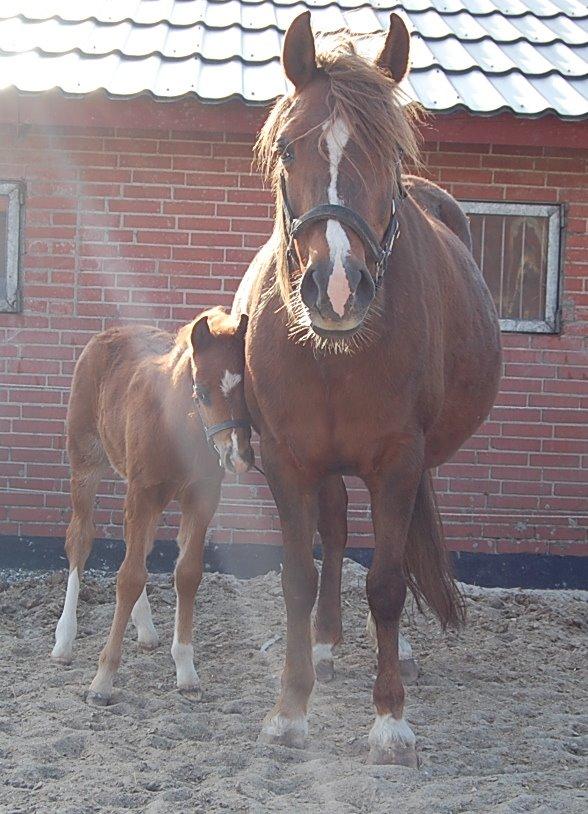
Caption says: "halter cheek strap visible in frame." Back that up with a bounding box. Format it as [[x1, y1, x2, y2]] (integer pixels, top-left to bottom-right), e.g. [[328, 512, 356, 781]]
[[280, 168, 404, 286]]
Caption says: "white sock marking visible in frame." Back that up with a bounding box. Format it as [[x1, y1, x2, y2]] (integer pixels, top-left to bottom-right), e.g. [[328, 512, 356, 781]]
[[262, 714, 308, 739], [52, 568, 80, 661], [220, 370, 242, 397], [131, 586, 158, 647], [369, 714, 416, 750], [171, 603, 200, 690], [323, 118, 352, 317], [312, 643, 334, 664]]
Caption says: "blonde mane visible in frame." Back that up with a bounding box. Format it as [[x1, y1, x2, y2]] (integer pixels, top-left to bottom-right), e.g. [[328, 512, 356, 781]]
[[255, 33, 424, 311]]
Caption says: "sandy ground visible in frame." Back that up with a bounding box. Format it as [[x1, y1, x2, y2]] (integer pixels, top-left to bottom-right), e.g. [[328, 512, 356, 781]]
[[0, 560, 586, 814]]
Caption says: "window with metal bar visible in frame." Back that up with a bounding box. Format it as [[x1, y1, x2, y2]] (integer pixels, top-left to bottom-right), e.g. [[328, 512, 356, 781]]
[[0, 181, 23, 313], [459, 201, 562, 333]]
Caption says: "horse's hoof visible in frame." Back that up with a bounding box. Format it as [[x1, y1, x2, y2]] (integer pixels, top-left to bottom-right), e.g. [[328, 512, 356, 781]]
[[315, 659, 335, 683], [368, 744, 419, 768], [399, 657, 419, 684], [50, 649, 73, 666], [86, 691, 111, 707], [138, 638, 159, 653], [258, 714, 308, 749], [178, 685, 203, 702]]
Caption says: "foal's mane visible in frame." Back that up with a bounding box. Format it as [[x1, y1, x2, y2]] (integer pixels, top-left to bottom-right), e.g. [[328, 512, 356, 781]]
[[255, 33, 423, 312]]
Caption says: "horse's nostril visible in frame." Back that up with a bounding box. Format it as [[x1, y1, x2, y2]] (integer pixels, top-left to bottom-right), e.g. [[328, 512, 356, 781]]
[[355, 267, 376, 307], [300, 266, 319, 309]]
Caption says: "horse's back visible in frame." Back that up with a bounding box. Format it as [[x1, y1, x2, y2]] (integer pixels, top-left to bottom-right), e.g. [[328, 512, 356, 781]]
[[68, 325, 174, 474], [404, 175, 472, 251]]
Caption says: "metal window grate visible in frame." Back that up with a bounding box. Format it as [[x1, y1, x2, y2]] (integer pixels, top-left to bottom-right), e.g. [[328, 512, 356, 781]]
[[0, 181, 23, 313], [459, 201, 562, 334]]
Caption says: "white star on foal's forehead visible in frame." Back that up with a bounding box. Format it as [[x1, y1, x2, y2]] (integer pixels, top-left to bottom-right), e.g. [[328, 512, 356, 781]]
[[220, 370, 242, 397]]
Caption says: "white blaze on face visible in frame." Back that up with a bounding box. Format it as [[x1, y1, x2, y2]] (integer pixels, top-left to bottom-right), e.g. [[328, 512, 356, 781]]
[[220, 370, 242, 398], [323, 117, 352, 318]]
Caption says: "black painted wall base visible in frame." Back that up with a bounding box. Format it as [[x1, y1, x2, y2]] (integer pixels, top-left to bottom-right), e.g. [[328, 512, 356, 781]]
[[0, 535, 586, 590]]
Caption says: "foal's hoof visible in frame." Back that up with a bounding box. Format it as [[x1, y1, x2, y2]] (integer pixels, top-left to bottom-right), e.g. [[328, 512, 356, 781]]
[[258, 714, 308, 749], [138, 638, 159, 653], [86, 691, 111, 707], [50, 648, 73, 666], [399, 657, 419, 684], [315, 659, 335, 683], [178, 685, 203, 702], [368, 744, 419, 768]]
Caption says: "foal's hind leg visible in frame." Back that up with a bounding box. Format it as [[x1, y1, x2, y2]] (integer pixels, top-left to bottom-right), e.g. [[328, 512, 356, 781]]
[[131, 586, 158, 651], [52, 462, 105, 664], [313, 475, 347, 683], [87, 485, 166, 705], [171, 481, 220, 699]]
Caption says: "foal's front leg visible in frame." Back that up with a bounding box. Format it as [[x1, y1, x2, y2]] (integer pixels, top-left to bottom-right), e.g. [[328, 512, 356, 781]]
[[364, 451, 423, 767], [259, 444, 319, 748], [171, 481, 220, 699]]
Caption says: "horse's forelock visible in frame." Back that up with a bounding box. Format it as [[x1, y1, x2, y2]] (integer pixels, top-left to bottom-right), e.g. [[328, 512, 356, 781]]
[[255, 32, 423, 312]]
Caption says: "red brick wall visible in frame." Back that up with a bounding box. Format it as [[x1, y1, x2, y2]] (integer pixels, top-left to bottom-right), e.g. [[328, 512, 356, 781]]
[[0, 120, 586, 556]]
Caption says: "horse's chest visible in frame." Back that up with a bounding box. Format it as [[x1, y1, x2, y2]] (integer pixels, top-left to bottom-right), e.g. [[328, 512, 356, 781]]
[[254, 361, 404, 471]]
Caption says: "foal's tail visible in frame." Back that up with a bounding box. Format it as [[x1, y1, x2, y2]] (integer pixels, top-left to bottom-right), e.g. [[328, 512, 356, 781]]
[[404, 471, 466, 629]]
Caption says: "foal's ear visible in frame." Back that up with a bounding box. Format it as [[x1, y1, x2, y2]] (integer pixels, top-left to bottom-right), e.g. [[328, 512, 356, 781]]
[[190, 314, 213, 353], [375, 13, 411, 83], [282, 12, 317, 91]]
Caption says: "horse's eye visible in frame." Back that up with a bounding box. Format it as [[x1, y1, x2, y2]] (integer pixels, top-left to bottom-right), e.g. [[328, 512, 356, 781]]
[[193, 385, 210, 406], [277, 139, 294, 166]]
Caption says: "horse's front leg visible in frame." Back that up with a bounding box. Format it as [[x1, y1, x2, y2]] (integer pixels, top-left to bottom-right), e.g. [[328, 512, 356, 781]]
[[364, 447, 423, 768], [259, 442, 319, 749], [313, 475, 347, 682]]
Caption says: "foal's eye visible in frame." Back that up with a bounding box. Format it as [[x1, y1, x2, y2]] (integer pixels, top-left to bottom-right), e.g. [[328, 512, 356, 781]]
[[194, 385, 211, 406]]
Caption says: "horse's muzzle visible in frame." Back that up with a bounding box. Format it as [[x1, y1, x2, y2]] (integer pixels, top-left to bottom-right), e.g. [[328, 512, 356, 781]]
[[300, 261, 375, 332]]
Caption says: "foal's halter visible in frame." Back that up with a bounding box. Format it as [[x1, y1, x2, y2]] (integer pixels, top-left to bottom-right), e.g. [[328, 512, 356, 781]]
[[191, 383, 251, 448], [280, 169, 405, 287]]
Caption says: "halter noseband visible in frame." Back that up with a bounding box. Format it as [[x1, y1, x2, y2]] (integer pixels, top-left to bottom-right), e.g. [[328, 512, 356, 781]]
[[280, 170, 405, 286]]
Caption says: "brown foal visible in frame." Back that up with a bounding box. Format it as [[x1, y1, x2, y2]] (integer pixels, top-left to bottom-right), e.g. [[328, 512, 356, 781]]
[[51, 308, 253, 705], [234, 13, 501, 765]]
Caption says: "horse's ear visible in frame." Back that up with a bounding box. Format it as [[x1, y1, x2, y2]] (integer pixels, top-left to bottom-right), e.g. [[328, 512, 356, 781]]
[[190, 314, 213, 353], [236, 313, 248, 337], [282, 12, 317, 91], [375, 13, 411, 83]]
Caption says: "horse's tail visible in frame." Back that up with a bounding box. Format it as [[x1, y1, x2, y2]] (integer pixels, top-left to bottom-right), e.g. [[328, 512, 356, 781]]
[[404, 471, 466, 629]]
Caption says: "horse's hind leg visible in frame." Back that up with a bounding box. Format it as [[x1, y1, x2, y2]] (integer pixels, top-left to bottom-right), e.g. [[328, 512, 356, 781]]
[[313, 475, 347, 683], [52, 454, 105, 664], [131, 586, 158, 651], [171, 481, 220, 699], [87, 485, 165, 705], [366, 612, 419, 684]]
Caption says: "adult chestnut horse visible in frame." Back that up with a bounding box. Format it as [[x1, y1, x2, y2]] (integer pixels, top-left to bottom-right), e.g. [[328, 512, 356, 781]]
[[51, 308, 253, 704], [234, 12, 501, 766]]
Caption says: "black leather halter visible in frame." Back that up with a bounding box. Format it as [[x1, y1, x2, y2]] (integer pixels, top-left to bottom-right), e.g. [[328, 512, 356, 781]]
[[280, 173, 405, 286], [192, 384, 251, 447]]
